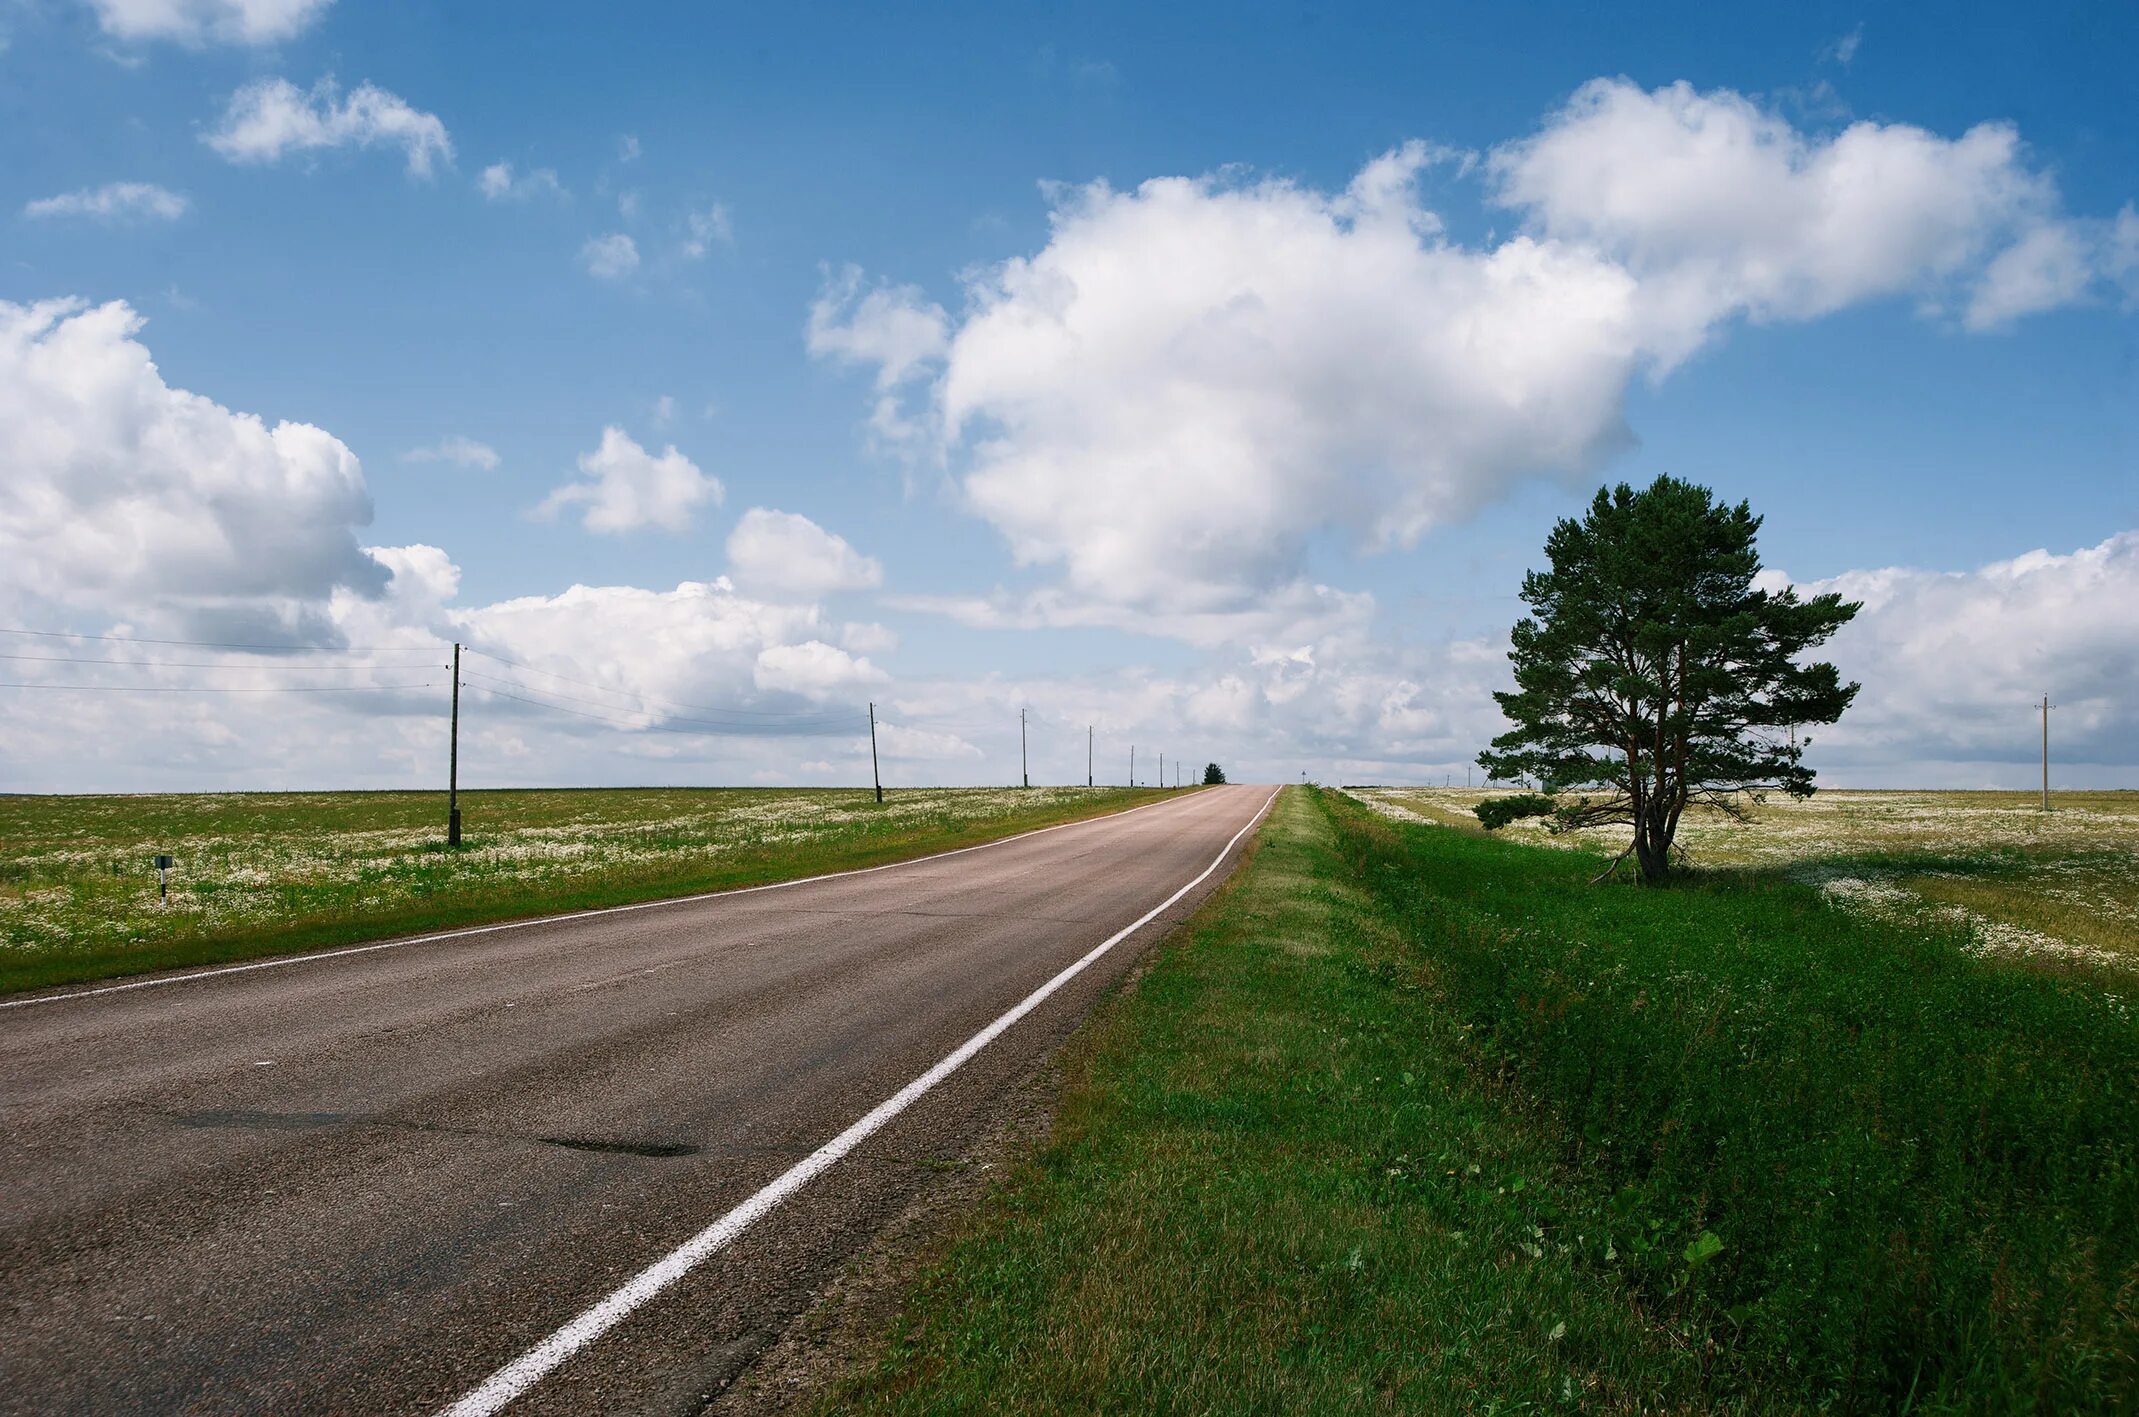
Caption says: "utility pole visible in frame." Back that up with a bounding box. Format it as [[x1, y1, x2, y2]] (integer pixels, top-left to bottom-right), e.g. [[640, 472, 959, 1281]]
[[447, 642, 462, 847], [869, 701, 883, 804], [1159, 750, 1164, 791], [2041, 693, 2052, 811], [1087, 725, 1093, 788], [1130, 744, 1135, 787], [1021, 707, 1029, 788]]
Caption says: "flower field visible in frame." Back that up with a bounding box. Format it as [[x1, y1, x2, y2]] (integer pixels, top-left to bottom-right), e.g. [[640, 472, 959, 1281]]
[[1351, 786, 2139, 971], [0, 786, 1166, 993]]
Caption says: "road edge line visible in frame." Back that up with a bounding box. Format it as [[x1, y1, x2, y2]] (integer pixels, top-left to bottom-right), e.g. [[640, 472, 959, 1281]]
[[437, 786, 1279, 1417]]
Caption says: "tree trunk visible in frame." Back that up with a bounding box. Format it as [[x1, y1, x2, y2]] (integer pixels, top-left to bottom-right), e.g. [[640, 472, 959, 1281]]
[[1634, 802, 1676, 883]]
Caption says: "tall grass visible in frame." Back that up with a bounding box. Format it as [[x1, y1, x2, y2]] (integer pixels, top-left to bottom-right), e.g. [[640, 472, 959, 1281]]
[[828, 788, 2136, 1414], [1335, 790, 2139, 1409]]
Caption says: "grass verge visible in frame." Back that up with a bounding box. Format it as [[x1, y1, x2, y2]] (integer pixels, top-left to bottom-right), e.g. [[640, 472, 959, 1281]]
[[0, 786, 1176, 995], [823, 787, 2138, 1414]]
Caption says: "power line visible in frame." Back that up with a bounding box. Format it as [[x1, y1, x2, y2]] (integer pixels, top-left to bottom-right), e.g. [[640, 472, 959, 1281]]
[[461, 649, 866, 721], [0, 681, 439, 694], [459, 670, 868, 730], [468, 680, 867, 738], [0, 651, 447, 670], [0, 626, 440, 656]]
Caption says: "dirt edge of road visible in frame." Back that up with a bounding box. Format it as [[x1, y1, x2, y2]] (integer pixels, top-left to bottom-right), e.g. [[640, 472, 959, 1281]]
[[702, 938, 1182, 1416]]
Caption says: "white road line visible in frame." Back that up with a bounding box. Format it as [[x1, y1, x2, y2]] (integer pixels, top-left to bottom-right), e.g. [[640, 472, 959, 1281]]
[[439, 786, 1277, 1417], [1, 788, 1223, 1012]]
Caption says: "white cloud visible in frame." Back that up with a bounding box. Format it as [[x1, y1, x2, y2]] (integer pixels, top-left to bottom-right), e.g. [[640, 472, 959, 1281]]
[[618, 133, 641, 164], [477, 161, 564, 202], [535, 426, 721, 534], [1967, 222, 2097, 329], [726, 508, 883, 600], [1801, 532, 2139, 778], [816, 82, 2129, 633], [807, 263, 949, 388], [875, 722, 982, 761], [1486, 79, 2086, 352], [650, 394, 676, 427], [1825, 24, 1864, 67], [580, 232, 639, 280], [402, 435, 499, 470], [806, 264, 950, 454], [24, 182, 188, 222], [682, 203, 733, 257], [617, 190, 641, 222], [0, 298, 384, 634], [753, 640, 887, 698], [819, 143, 1637, 615], [840, 621, 899, 655], [85, 0, 331, 45], [2110, 205, 2139, 304], [207, 77, 452, 178]]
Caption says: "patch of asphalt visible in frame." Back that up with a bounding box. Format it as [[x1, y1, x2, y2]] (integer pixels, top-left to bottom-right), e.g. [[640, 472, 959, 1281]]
[[700, 885, 1214, 1416]]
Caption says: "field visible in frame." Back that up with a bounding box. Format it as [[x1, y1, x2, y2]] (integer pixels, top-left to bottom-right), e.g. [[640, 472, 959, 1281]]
[[0, 786, 1170, 995], [824, 786, 2138, 1414], [1352, 786, 2139, 972]]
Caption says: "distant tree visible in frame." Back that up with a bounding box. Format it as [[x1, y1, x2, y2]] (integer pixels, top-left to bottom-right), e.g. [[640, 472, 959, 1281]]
[[1202, 763, 1227, 785], [1476, 476, 1860, 883]]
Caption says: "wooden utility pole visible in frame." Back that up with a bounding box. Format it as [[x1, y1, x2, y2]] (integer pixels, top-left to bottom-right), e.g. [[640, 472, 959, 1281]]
[[447, 642, 462, 846], [869, 701, 883, 804], [1087, 725, 1093, 788], [2041, 693, 2051, 811], [1020, 707, 1029, 788], [1130, 744, 1135, 787], [1159, 751, 1164, 790]]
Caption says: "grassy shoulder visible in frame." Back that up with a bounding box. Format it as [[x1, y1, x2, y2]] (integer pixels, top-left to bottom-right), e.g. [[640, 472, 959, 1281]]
[[823, 786, 2138, 1414], [0, 786, 1177, 996]]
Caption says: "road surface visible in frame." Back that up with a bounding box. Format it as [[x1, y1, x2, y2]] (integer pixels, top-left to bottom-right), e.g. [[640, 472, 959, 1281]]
[[0, 784, 1275, 1415]]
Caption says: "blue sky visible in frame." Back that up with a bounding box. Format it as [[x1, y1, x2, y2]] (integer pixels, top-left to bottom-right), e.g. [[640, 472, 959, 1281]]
[[2, 1, 2135, 790]]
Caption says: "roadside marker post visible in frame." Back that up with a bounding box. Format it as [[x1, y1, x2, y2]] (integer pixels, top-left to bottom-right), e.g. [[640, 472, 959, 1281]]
[[153, 854, 173, 906]]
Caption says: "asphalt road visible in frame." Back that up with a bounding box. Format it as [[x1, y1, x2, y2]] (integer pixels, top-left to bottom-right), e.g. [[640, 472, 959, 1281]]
[[0, 784, 1275, 1416]]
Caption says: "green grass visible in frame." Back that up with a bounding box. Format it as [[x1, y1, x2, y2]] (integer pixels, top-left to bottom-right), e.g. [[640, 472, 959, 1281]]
[[826, 787, 2139, 1414], [0, 785, 1174, 995]]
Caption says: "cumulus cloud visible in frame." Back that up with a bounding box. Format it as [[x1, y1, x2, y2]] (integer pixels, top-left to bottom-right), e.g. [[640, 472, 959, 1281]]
[[24, 182, 188, 222], [682, 203, 733, 257], [1801, 532, 2139, 779], [402, 435, 499, 470], [1488, 79, 2085, 348], [85, 0, 331, 45], [0, 297, 384, 634], [806, 264, 949, 454], [814, 81, 2130, 632], [753, 640, 887, 698], [477, 162, 564, 202], [725, 508, 883, 600], [535, 426, 721, 533], [580, 232, 639, 280], [840, 621, 899, 655], [207, 77, 452, 177]]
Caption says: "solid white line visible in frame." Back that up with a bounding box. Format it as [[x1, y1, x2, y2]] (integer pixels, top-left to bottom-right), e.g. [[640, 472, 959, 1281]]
[[1, 789, 1224, 1012], [438, 786, 1278, 1417]]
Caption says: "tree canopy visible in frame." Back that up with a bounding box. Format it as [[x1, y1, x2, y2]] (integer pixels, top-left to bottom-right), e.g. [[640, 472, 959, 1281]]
[[1202, 763, 1227, 785], [1476, 475, 1859, 882]]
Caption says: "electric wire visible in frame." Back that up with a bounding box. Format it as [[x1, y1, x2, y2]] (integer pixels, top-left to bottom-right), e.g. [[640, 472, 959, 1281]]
[[458, 670, 869, 730], [470, 682, 867, 739], [0, 681, 440, 694], [0, 627, 441, 656], [0, 651, 447, 670], [460, 648, 871, 721]]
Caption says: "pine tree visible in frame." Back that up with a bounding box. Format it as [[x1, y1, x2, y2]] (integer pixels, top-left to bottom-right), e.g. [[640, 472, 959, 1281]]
[[1477, 476, 1860, 882]]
